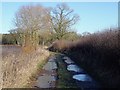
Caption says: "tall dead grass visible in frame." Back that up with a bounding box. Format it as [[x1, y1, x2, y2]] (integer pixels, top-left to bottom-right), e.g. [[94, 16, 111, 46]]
[[2, 45, 50, 88]]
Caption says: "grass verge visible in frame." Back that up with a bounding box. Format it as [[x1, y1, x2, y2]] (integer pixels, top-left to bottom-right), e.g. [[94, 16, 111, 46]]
[[55, 53, 79, 88]]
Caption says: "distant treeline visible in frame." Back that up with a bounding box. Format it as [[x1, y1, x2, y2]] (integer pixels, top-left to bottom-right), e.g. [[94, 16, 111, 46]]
[[48, 28, 120, 87], [2, 34, 17, 45], [1, 31, 81, 46]]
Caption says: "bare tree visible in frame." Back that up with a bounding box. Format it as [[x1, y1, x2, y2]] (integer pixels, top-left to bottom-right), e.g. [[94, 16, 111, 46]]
[[14, 5, 51, 50], [50, 3, 79, 40]]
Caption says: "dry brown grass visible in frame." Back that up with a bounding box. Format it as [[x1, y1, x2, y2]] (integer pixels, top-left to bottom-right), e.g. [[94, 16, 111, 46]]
[[2, 45, 50, 88], [0, 45, 2, 89]]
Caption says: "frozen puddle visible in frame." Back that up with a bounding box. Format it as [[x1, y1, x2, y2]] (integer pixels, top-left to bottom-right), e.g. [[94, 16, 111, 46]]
[[67, 64, 84, 72], [63, 57, 71, 60], [63, 57, 74, 64], [62, 56, 100, 88], [65, 59, 74, 64], [73, 74, 92, 82]]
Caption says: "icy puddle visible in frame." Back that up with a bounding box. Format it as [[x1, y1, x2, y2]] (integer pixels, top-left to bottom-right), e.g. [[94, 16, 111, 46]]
[[62, 56, 101, 88], [63, 57, 74, 64], [63, 56, 74, 64], [63, 56, 70, 60], [64, 59, 74, 64], [67, 64, 84, 72], [73, 74, 92, 81]]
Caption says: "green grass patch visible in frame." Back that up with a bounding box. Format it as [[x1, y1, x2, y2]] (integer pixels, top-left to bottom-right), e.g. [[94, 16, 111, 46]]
[[55, 54, 79, 88]]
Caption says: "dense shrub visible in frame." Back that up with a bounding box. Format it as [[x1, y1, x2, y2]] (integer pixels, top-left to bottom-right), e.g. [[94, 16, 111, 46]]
[[48, 40, 73, 52], [2, 34, 17, 45], [48, 28, 120, 87]]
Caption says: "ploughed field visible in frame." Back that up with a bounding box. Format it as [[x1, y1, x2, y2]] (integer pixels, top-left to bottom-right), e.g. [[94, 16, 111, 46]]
[[2, 45, 22, 58]]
